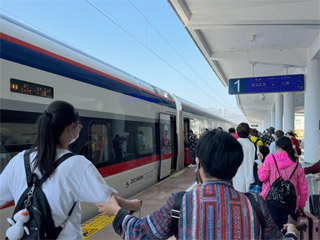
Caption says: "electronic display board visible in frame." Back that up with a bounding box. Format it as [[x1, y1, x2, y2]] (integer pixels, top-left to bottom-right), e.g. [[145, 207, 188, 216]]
[[10, 78, 54, 98], [229, 74, 304, 95]]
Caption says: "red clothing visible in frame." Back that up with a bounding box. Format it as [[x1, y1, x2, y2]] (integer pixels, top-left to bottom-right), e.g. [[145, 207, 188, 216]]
[[289, 136, 300, 155], [231, 133, 239, 139], [304, 160, 320, 174]]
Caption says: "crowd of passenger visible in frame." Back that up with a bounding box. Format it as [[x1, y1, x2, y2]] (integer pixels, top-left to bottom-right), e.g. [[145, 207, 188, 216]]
[[1, 100, 319, 239], [97, 125, 315, 239]]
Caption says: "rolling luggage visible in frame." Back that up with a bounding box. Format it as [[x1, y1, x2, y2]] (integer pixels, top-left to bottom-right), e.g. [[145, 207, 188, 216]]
[[184, 148, 191, 165], [309, 176, 320, 219], [288, 210, 320, 240]]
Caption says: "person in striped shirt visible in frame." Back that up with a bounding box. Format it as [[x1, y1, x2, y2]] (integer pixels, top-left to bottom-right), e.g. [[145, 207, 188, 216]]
[[96, 130, 299, 240]]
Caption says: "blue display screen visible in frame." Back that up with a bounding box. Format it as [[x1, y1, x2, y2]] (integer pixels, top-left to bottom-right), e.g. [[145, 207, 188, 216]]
[[229, 74, 304, 95]]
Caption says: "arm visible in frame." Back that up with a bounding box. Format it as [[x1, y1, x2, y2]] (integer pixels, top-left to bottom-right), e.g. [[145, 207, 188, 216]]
[[304, 160, 320, 174], [257, 155, 271, 182], [97, 193, 177, 239], [116, 196, 141, 212], [297, 166, 308, 208], [0, 153, 16, 206]]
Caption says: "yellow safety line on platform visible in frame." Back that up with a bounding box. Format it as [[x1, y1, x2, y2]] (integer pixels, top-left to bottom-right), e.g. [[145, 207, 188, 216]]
[[82, 214, 114, 240], [171, 169, 185, 178], [81, 169, 185, 239]]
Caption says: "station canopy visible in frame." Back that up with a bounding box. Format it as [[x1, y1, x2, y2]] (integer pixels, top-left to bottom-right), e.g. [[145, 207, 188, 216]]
[[169, 0, 320, 126]]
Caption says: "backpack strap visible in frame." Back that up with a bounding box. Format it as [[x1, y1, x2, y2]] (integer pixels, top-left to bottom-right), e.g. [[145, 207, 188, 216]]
[[288, 162, 299, 180], [244, 193, 266, 230], [23, 150, 75, 186], [24, 150, 34, 186], [171, 191, 186, 237], [271, 154, 281, 176], [40, 153, 75, 185], [272, 154, 299, 180]]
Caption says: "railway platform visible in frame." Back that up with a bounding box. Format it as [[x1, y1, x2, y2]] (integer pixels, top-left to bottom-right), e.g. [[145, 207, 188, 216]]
[[82, 167, 197, 240]]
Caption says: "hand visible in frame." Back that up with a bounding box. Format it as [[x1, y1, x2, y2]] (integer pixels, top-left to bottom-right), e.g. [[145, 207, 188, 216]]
[[282, 223, 300, 239], [295, 207, 305, 216], [128, 199, 142, 212], [95, 194, 121, 216]]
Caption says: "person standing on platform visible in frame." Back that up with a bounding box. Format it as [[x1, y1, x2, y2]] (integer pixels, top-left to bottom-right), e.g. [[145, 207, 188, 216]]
[[228, 127, 239, 139], [233, 122, 256, 192], [250, 128, 264, 146], [286, 131, 301, 156], [269, 130, 284, 154], [0, 101, 141, 239], [188, 130, 197, 167], [261, 127, 275, 147], [258, 136, 308, 230], [96, 130, 300, 240]]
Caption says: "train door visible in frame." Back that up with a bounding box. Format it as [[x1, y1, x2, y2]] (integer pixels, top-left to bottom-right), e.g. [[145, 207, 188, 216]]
[[159, 113, 176, 180], [183, 118, 190, 165], [170, 115, 177, 172], [184, 118, 190, 145]]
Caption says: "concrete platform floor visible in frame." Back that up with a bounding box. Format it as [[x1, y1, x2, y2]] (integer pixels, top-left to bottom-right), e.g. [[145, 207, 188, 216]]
[[88, 166, 197, 240]]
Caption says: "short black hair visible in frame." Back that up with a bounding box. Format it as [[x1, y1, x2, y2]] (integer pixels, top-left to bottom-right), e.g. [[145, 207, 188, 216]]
[[275, 130, 284, 138], [259, 145, 270, 161], [196, 130, 243, 180], [268, 127, 275, 134], [236, 122, 250, 138], [228, 128, 236, 133]]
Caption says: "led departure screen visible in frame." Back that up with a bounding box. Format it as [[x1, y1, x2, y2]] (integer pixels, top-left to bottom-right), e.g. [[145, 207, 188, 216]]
[[10, 78, 54, 98], [229, 74, 304, 95]]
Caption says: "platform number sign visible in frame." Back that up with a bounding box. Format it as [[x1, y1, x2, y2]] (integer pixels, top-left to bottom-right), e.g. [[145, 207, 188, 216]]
[[229, 74, 304, 95]]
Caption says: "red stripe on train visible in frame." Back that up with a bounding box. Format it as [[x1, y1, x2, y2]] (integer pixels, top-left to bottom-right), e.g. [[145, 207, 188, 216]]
[[161, 152, 172, 160], [0, 33, 175, 104], [98, 154, 160, 178]]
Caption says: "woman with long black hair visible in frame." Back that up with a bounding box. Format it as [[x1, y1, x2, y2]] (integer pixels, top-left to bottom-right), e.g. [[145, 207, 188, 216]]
[[258, 136, 308, 230], [0, 101, 140, 239]]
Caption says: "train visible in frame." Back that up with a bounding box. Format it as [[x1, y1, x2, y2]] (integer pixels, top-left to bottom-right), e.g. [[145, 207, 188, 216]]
[[0, 14, 234, 238]]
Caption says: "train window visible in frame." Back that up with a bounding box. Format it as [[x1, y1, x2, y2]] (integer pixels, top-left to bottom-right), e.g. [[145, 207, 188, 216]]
[[90, 124, 112, 164], [137, 126, 153, 155], [0, 123, 37, 173]]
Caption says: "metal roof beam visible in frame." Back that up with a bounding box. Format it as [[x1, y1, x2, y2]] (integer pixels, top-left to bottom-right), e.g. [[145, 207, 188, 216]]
[[187, 1, 320, 27], [210, 48, 307, 67]]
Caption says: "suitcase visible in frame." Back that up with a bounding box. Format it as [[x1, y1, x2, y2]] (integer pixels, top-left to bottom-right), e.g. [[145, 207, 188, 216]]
[[309, 176, 320, 218], [288, 211, 320, 239], [184, 148, 191, 165]]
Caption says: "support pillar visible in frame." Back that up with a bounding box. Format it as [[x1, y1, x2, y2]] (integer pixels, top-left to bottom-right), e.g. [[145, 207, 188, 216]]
[[283, 93, 295, 133], [270, 106, 275, 128], [275, 94, 283, 130], [304, 59, 320, 163]]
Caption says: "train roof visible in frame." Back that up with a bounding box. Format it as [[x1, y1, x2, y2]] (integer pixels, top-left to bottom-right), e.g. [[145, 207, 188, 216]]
[[1, 14, 232, 123]]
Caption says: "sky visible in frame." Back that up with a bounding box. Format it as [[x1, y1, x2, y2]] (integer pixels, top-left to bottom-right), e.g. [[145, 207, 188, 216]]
[[1, 0, 242, 116]]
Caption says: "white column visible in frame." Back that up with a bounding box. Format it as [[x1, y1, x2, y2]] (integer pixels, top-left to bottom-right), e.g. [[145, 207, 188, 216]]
[[270, 106, 275, 128], [283, 93, 295, 133], [304, 59, 320, 163], [275, 94, 283, 130]]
